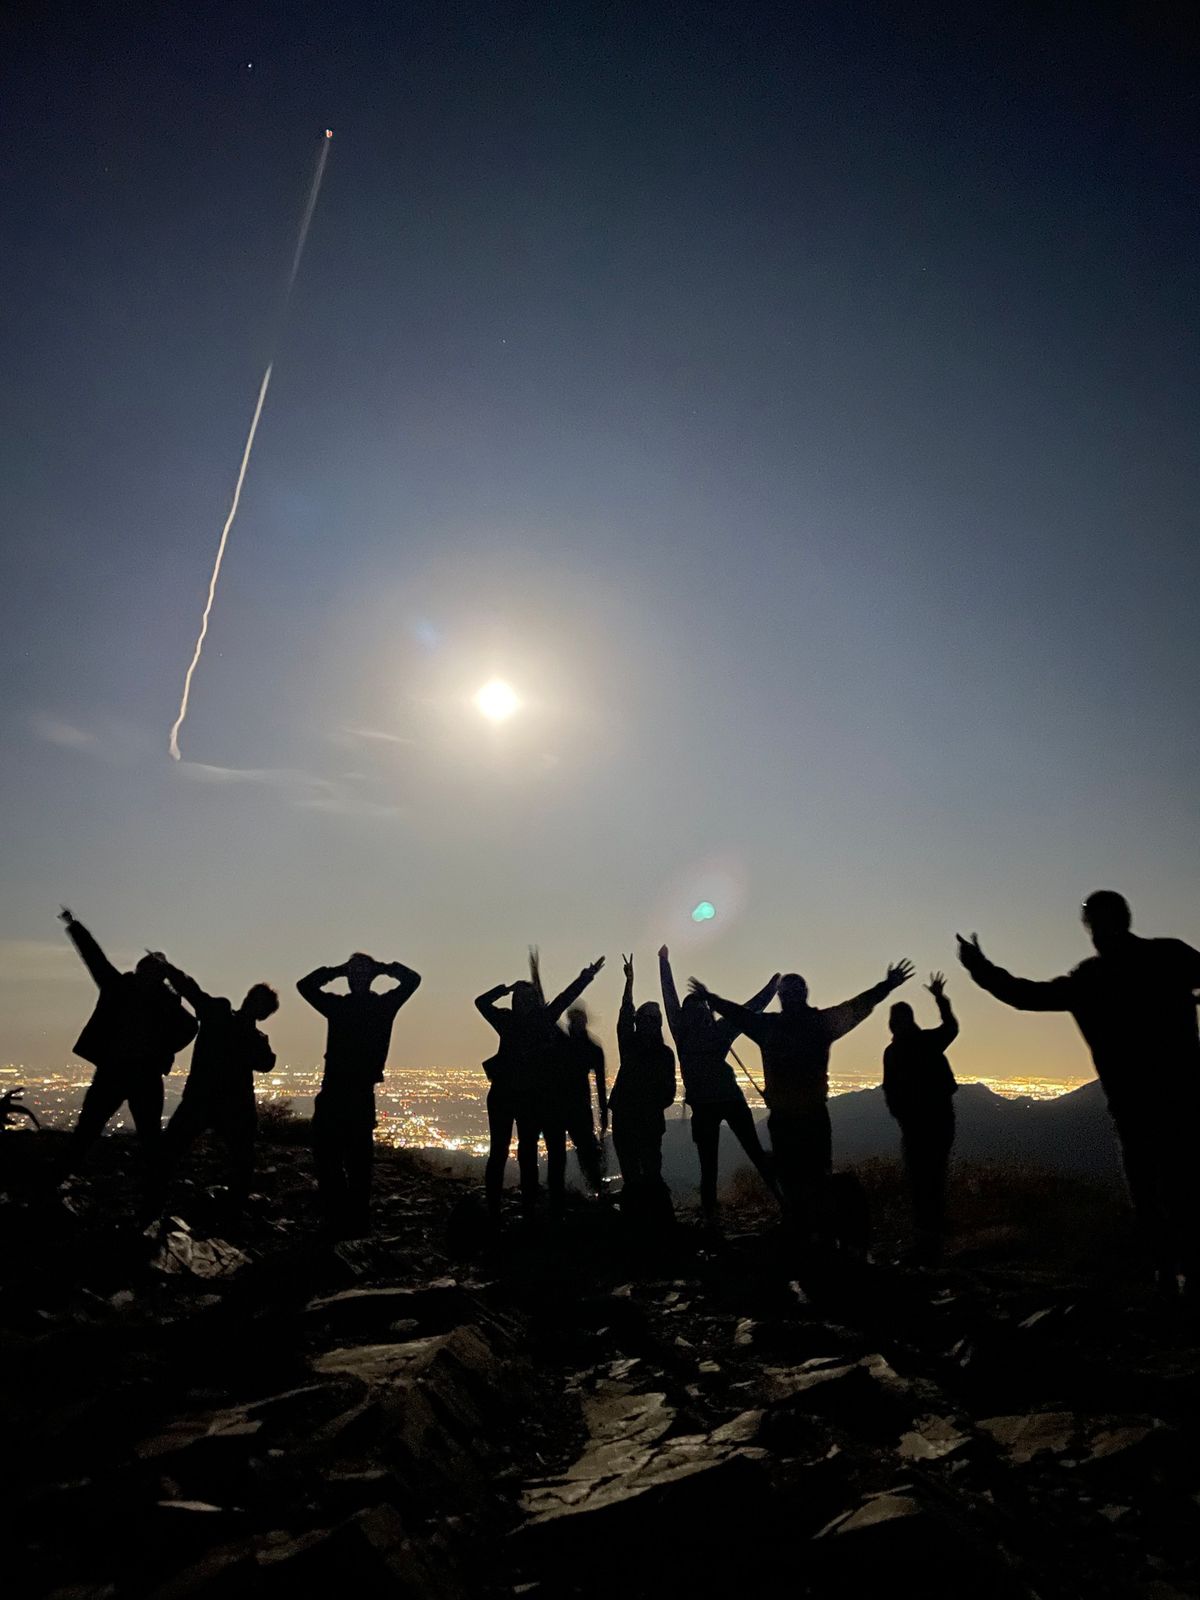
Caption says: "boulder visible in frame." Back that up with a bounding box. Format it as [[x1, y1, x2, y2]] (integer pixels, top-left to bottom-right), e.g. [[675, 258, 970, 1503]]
[[308, 1326, 532, 1508], [517, 1387, 766, 1568], [978, 1412, 1077, 1465], [758, 1352, 925, 1439], [306, 1279, 470, 1337]]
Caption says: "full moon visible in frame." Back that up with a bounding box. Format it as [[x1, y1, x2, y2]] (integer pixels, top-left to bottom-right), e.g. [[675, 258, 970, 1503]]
[[474, 679, 520, 723]]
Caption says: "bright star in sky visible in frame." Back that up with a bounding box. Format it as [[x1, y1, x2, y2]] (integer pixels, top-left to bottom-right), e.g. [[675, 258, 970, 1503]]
[[474, 679, 520, 722]]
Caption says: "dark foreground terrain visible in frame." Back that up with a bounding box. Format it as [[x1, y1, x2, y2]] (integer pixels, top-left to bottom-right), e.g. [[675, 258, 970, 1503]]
[[2, 1124, 1198, 1599]]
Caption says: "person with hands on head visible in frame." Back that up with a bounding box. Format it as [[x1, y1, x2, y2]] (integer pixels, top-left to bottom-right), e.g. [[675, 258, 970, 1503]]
[[882, 971, 959, 1266], [297, 950, 421, 1237], [658, 944, 781, 1221], [957, 893, 1200, 1295], [610, 953, 677, 1216], [690, 957, 914, 1242], [57, 908, 198, 1202], [150, 954, 279, 1212], [475, 950, 604, 1221]]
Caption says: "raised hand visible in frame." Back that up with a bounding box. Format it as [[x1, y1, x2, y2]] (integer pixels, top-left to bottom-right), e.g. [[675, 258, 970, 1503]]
[[622, 953, 634, 981], [956, 932, 984, 966], [58, 906, 75, 925], [926, 970, 946, 999], [687, 977, 710, 998], [585, 956, 606, 978], [658, 944, 669, 961], [887, 959, 915, 989]]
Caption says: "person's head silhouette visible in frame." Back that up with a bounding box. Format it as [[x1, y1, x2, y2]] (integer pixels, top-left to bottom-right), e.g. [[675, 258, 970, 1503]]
[[509, 979, 540, 1016], [346, 953, 375, 995], [635, 999, 663, 1036], [889, 1000, 916, 1035], [1082, 890, 1132, 953], [566, 1005, 589, 1036], [243, 983, 280, 1021], [777, 973, 809, 1011], [134, 954, 167, 988]]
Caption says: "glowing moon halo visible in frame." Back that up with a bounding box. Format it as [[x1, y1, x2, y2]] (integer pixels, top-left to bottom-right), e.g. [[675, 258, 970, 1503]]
[[475, 679, 520, 723]]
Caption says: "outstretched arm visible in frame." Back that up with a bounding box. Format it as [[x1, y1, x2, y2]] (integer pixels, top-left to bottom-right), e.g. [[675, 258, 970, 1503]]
[[297, 964, 344, 1016], [379, 959, 422, 1011], [617, 955, 635, 1046], [689, 980, 770, 1045], [475, 984, 511, 1032], [932, 999, 960, 1049], [546, 957, 605, 1022], [925, 973, 959, 1048], [658, 946, 683, 1039], [823, 959, 914, 1040], [59, 910, 118, 989], [956, 934, 1075, 1012], [154, 958, 212, 1015], [720, 971, 781, 1046], [742, 972, 781, 1012]]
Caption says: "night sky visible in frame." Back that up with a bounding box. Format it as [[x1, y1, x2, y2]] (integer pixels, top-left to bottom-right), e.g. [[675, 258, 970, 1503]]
[[2, 2, 1197, 1085]]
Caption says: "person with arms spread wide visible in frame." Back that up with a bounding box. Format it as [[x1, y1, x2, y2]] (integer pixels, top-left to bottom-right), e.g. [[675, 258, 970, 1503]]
[[958, 892, 1200, 1296], [690, 957, 913, 1242]]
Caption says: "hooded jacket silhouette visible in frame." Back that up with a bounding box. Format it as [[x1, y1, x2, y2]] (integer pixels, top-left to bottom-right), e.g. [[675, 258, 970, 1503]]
[[68, 921, 197, 1072]]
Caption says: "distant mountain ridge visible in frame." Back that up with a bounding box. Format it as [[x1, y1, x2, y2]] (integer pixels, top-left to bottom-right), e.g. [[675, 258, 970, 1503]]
[[659, 1078, 1123, 1191]]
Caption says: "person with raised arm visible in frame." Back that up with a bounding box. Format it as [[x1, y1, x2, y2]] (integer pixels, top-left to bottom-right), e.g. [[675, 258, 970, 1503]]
[[958, 892, 1200, 1295], [150, 954, 279, 1210], [610, 954, 677, 1216], [882, 972, 959, 1265], [690, 958, 914, 1240], [58, 909, 198, 1199], [297, 951, 421, 1236], [475, 950, 604, 1220], [559, 1005, 607, 1194], [658, 944, 780, 1221]]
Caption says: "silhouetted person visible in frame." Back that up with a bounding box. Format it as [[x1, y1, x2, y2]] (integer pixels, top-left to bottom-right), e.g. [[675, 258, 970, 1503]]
[[883, 971, 959, 1265], [59, 909, 198, 1195], [610, 955, 676, 1212], [958, 892, 1200, 1292], [298, 952, 421, 1237], [659, 945, 780, 1220], [152, 956, 279, 1208], [692, 959, 914, 1241], [560, 1006, 607, 1192], [476, 951, 604, 1219]]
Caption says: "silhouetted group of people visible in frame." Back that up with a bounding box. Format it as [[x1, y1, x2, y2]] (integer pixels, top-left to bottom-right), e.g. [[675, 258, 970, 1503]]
[[51, 890, 1200, 1293], [56, 908, 421, 1237]]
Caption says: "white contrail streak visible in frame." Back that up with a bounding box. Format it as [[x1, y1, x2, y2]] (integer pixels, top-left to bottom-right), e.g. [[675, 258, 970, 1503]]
[[168, 131, 332, 761], [168, 363, 273, 761], [286, 133, 330, 299]]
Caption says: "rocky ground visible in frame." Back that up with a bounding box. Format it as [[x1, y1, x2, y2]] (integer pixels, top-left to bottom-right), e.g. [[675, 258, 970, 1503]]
[[2, 1126, 1199, 1599]]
